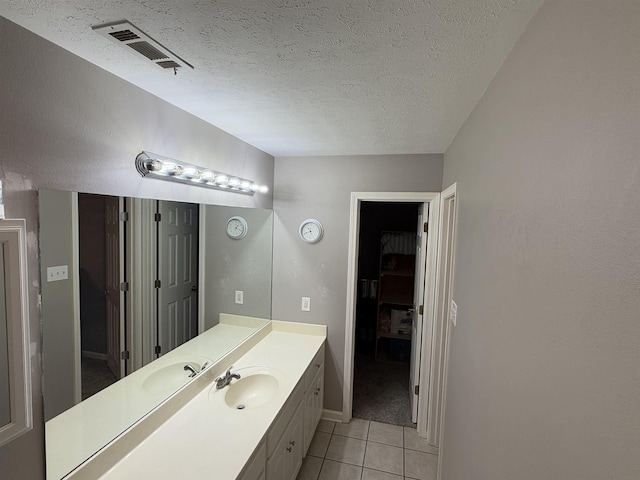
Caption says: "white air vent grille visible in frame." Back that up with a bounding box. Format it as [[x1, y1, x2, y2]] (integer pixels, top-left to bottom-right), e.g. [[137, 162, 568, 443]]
[[92, 21, 193, 71]]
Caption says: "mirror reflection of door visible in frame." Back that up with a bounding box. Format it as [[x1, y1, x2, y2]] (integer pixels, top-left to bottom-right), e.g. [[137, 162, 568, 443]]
[[156, 201, 199, 357], [78, 194, 121, 400], [104, 196, 122, 379]]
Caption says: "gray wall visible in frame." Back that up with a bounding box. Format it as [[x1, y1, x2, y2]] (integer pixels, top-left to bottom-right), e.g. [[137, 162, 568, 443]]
[[0, 17, 273, 480], [441, 1, 640, 479], [272, 154, 443, 411], [202, 205, 273, 329]]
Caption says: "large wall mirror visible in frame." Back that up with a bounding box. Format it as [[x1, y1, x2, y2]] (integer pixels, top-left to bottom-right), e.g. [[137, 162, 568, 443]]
[[0, 219, 32, 448], [39, 190, 273, 478]]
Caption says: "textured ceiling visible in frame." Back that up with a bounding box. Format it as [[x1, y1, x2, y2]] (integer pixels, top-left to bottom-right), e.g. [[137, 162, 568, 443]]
[[1, 1, 542, 157]]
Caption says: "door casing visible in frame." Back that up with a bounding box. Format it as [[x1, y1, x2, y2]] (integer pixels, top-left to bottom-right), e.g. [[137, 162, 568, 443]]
[[343, 191, 441, 440]]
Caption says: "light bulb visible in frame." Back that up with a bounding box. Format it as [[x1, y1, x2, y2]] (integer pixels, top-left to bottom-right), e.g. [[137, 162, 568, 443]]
[[147, 159, 163, 172], [228, 177, 241, 187], [182, 167, 198, 179], [199, 171, 214, 182], [215, 174, 228, 185], [258, 185, 269, 194]]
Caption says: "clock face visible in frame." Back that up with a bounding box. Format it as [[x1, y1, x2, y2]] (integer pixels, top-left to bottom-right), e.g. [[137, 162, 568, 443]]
[[299, 219, 323, 244], [226, 216, 248, 239]]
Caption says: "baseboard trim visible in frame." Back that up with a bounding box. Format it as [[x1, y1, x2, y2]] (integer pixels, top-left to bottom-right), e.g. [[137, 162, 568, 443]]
[[321, 409, 343, 423]]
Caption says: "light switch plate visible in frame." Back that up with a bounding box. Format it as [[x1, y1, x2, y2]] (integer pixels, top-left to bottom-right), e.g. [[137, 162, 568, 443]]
[[47, 265, 68, 282], [450, 300, 457, 326], [301, 297, 311, 312], [235, 290, 244, 304]]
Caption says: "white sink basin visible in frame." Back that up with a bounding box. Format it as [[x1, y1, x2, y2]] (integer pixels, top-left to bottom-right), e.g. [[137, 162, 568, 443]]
[[210, 366, 284, 410], [142, 357, 210, 395]]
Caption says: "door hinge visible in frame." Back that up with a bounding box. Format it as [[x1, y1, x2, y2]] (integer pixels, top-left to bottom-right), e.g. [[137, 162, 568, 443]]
[[155, 212, 162, 222], [423, 222, 428, 234], [155, 279, 161, 288], [120, 350, 130, 360], [419, 305, 424, 316], [155, 345, 162, 355], [120, 211, 129, 222], [120, 282, 129, 292], [414, 385, 419, 396]]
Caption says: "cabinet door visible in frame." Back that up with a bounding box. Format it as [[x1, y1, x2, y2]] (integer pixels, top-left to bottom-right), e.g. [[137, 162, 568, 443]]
[[288, 403, 304, 479], [266, 434, 288, 480], [311, 365, 324, 427], [267, 403, 303, 480], [238, 442, 266, 480], [303, 364, 325, 455]]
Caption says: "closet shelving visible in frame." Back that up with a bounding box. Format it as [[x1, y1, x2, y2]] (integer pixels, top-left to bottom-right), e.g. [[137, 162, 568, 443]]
[[375, 231, 416, 358]]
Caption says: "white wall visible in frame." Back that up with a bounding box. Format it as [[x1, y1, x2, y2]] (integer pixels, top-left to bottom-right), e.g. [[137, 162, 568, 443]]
[[441, 1, 640, 479], [272, 154, 443, 411], [0, 17, 274, 480]]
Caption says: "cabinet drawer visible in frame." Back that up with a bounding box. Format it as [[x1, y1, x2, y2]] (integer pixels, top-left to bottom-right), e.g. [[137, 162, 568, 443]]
[[267, 380, 303, 458], [304, 344, 325, 391]]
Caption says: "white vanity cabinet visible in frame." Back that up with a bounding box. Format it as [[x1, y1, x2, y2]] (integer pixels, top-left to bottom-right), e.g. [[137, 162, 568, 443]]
[[266, 382, 304, 480], [238, 442, 266, 480], [303, 344, 325, 454]]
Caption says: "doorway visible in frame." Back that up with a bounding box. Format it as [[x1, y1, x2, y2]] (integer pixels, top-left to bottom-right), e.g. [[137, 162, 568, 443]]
[[353, 201, 420, 426], [77, 193, 124, 400], [344, 192, 441, 437]]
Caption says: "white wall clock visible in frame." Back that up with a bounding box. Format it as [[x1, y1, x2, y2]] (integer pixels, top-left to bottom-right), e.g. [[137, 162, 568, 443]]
[[226, 216, 248, 239], [299, 218, 324, 244]]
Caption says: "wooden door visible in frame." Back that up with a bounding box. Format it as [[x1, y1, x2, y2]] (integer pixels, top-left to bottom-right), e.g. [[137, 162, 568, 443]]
[[105, 196, 122, 379], [157, 201, 199, 356]]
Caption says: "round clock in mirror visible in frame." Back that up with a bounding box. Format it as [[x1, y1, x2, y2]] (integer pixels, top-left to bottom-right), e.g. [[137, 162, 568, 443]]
[[226, 216, 248, 239]]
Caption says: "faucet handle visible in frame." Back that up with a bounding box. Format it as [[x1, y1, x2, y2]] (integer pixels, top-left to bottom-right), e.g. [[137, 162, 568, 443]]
[[225, 365, 234, 375]]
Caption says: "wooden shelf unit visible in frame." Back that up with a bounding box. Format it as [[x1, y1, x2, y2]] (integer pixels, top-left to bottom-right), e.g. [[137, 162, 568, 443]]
[[375, 236, 416, 358]]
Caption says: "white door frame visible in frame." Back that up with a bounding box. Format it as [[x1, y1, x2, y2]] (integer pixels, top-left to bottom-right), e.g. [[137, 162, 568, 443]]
[[343, 191, 441, 438], [435, 183, 458, 478]]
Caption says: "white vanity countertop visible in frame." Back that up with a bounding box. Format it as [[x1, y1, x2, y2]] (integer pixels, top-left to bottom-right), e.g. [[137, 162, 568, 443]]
[[47, 316, 268, 480], [97, 321, 326, 480]]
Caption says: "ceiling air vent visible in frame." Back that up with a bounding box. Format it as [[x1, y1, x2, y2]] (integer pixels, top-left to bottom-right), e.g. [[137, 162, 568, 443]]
[[92, 20, 193, 72]]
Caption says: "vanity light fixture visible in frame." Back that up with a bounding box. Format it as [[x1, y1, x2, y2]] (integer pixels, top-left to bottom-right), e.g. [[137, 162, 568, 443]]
[[135, 151, 269, 195]]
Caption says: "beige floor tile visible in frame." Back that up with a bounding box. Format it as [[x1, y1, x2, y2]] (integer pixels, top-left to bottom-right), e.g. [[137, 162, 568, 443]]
[[333, 418, 370, 439], [318, 459, 363, 480], [403, 427, 439, 454], [363, 441, 403, 475], [297, 455, 323, 480], [307, 431, 331, 458], [317, 419, 336, 434], [404, 449, 438, 480], [368, 421, 404, 447], [325, 435, 367, 466], [362, 468, 404, 480]]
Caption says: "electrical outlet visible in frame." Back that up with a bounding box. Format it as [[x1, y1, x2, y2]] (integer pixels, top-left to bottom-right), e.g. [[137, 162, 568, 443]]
[[47, 265, 68, 282], [235, 290, 244, 304], [450, 300, 457, 326], [301, 297, 311, 312]]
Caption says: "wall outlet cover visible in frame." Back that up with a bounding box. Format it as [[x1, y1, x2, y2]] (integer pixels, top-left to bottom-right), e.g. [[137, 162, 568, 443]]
[[47, 265, 68, 282], [234, 290, 244, 304], [301, 297, 311, 312]]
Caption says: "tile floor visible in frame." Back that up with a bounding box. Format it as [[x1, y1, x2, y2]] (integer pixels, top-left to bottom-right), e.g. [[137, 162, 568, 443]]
[[296, 418, 438, 480]]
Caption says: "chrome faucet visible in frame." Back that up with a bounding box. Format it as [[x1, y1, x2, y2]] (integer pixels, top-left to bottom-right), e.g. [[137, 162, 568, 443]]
[[215, 366, 241, 389], [184, 362, 208, 378], [183, 364, 198, 377]]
